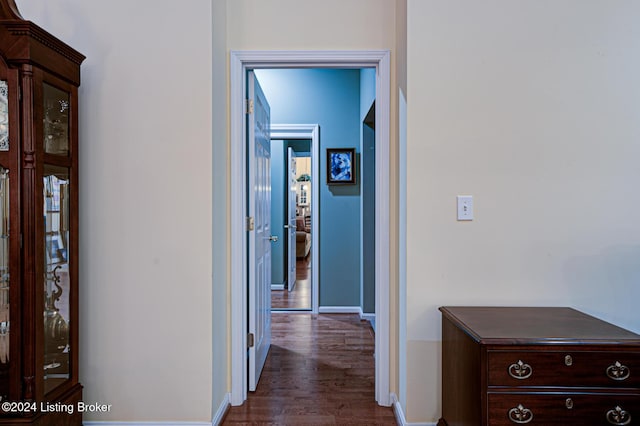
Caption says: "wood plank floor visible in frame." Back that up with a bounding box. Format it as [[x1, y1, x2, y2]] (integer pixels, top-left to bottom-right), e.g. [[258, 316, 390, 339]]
[[271, 256, 312, 310], [222, 314, 397, 425]]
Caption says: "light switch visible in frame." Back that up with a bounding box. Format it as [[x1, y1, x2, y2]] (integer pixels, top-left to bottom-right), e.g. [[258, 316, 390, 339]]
[[457, 195, 473, 221]]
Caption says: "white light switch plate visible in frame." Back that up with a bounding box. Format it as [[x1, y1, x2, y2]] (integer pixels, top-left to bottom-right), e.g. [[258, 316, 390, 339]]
[[457, 195, 473, 221]]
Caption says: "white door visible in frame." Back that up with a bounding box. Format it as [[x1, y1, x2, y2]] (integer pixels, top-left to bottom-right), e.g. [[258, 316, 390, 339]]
[[286, 147, 297, 291], [248, 71, 272, 391]]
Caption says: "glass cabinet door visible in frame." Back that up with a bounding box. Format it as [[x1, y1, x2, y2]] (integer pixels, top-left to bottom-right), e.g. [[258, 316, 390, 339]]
[[0, 76, 11, 401], [42, 81, 73, 394], [43, 166, 70, 394], [43, 83, 70, 156]]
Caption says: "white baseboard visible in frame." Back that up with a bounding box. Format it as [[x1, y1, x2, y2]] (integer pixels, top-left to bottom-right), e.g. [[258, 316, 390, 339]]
[[212, 393, 230, 426], [318, 306, 362, 314], [82, 397, 230, 426], [83, 422, 213, 426], [318, 307, 377, 331], [360, 312, 376, 332], [391, 393, 436, 426], [271, 283, 284, 290]]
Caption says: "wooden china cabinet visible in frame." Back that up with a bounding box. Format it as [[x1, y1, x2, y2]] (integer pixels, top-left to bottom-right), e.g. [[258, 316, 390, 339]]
[[0, 1, 85, 424]]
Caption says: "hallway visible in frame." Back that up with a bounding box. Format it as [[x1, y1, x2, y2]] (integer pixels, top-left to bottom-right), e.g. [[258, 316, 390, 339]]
[[222, 314, 396, 425]]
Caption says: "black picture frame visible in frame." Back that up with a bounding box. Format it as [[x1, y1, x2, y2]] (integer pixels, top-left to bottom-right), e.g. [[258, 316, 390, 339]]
[[326, 148, 356, 185]]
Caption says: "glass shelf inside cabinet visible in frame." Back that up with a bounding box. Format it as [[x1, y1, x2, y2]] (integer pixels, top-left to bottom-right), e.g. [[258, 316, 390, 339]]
[[43, 83, 70, 156], [43, 166, 70, 394]]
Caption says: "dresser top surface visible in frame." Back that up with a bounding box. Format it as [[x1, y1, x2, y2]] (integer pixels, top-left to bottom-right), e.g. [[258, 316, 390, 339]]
[[439, 306, 640, 345]]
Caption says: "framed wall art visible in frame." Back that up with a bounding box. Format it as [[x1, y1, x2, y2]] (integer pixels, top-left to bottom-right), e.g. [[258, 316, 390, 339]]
[[326, 148, 356, 185]]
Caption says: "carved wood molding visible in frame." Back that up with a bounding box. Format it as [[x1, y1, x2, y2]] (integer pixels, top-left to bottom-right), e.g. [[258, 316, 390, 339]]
[[23, 150, 35, 169], [0, 0, 84, 66], [23, 375, 35, 400], [0, 0, 22, 20], [4, 22, 86, 65]]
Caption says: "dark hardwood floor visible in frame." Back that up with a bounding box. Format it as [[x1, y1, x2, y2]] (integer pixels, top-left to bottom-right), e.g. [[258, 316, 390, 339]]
[[222, 314, 397, 425], [271, 255, 312, 310]]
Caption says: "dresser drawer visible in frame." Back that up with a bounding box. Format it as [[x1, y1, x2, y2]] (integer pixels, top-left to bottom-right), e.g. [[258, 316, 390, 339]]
[[488, 350, 640, 388], [487, 392, 640, 425]]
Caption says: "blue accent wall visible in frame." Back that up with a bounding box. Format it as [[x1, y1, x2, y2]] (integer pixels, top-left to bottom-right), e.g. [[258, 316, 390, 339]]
[[256, 69, 362, 307], [362, 122, 375, 313], [360, 68, 376, 119], [360, 68, 376, 314]]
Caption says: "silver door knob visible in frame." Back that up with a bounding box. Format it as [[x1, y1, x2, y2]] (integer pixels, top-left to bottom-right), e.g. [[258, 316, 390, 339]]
[[268, 235, 279, 242], [284, 224, 297, 229]]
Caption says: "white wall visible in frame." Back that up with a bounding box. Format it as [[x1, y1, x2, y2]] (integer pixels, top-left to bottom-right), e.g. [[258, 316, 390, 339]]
[[212, 0, 229, 420], [18, 0, 214, 422], [406, 0, 640, 422], [226, 0, 396, 51], [396, 0, 408, 414]]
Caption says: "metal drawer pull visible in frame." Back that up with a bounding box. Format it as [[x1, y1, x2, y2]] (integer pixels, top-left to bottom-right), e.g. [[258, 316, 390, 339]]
[[606, 361, 630, 381], [565, 398, 574, 410], [606, 406, 631, 425], [564, 354, 573, 366], [508, 404, 533, 424], [508, 360, 533, 380]]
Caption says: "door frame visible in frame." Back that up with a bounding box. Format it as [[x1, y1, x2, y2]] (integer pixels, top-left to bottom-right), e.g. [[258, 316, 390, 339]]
[[230, 50, 391, 406], [271, 124, 320, 313]]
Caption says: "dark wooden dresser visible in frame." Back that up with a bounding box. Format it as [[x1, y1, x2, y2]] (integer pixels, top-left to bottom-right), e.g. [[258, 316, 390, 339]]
[[437, 307, 640, 426]]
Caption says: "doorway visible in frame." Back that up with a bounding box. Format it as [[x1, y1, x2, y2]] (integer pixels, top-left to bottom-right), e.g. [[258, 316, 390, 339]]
[[269, 125, 320, 312], [229, 50, 391, 407], [259, 68, 374, 317]]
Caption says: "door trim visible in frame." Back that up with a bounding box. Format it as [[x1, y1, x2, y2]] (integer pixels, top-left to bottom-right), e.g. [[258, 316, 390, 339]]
[[230, 50, 391, 406], [271, 124, 320, 314]]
